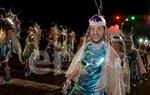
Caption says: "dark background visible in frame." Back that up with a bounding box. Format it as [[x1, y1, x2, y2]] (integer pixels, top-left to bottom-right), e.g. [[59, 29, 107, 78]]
[[0, 0, 150, 43]]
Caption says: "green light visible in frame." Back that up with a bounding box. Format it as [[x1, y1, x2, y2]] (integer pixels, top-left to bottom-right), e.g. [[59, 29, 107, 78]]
[[131, 16, 135, 20]]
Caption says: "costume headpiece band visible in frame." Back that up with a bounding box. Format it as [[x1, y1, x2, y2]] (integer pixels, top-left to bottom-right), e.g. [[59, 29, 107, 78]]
[[89, 15, 106, 26]]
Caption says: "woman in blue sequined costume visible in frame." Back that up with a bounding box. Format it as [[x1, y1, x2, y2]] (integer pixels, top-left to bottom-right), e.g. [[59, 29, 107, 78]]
[[23, 26, 39, 77], [62, 14, 125, 95], [124, 36, 146, 87], [0, 17, 14, 84]]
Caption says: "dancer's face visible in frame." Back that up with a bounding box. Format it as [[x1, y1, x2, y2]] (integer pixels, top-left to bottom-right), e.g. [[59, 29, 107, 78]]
[[125, 39, 132, 49], [111, 41, 122, 51], [0, 28, 5, 41], [88, 25, 105, 43]]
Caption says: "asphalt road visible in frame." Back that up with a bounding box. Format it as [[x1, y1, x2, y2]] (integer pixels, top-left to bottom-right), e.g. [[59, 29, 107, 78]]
[[0, 57, 150, 95]]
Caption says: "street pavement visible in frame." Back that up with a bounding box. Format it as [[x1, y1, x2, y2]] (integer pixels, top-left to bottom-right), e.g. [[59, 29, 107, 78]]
[[0, 61, 150, 95]]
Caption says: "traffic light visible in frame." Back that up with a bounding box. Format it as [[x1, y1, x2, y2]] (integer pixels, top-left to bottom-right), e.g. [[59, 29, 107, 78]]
[[115, 16, 120, 20], [130, 16, 135, 20]]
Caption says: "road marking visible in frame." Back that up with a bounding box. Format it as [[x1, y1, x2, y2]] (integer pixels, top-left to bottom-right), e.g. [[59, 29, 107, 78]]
[[0, 77, 61, 91]]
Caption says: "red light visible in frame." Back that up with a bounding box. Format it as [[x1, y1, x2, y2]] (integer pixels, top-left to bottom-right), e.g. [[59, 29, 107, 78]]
[[148, 15, 150, 20], [116, 16, 120, 20]]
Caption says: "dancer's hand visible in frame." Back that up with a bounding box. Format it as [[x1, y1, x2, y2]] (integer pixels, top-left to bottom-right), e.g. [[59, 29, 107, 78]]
[[3, 57, 9, 63], [62, 79, 71, 95]]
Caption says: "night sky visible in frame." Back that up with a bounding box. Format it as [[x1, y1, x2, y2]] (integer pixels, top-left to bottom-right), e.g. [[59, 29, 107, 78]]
[[0, 0, 150, 32]]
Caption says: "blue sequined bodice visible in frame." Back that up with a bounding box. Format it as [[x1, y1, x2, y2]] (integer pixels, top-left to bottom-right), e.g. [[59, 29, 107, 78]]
[[77, 43, 106, 92]]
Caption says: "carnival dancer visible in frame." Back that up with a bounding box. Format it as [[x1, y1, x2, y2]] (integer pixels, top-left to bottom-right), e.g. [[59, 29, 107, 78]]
[[110, 35, 130, 94], [53, 25, 63, 76], [124, 36, 146, 87], [22, 25, 39, 77], [146, 44, 150, 71], [62, 2, 125, 93], [0, 16, 14, 84], [138, 43, 148, 80], [7, 9, 23, 63], [67, 30, 75, 62]]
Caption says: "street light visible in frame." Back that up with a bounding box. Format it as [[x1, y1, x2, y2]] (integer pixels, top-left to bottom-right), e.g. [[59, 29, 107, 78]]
[[145, 39, 148, 43], [125, 18, 129, 21], [139, 38, 143, 43]]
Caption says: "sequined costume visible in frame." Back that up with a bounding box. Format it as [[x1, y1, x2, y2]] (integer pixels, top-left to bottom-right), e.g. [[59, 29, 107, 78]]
[[70, 42, 107, 95], [53, 41, 63, 76], [66, 41, 125, 95], [125, 36, 146, 86], [0, 39, 13, 84], [5, 40, 12, 55], [63, 13, 125, 95], [0, 16, 14, 83], [23, 31, 39, 76], [126, 49, 138, 85]]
